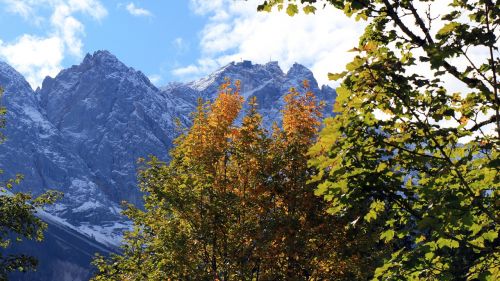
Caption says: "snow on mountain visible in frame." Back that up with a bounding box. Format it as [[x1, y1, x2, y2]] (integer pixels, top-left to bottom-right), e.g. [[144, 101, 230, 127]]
[[182, 60, 335, 128], [0, 51, 336, 269]]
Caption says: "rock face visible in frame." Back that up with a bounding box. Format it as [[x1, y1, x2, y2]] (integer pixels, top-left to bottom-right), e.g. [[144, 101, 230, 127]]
[[0, 51, 336, 277], [6, 211, 117, 281], [186, 60, 335, 127]]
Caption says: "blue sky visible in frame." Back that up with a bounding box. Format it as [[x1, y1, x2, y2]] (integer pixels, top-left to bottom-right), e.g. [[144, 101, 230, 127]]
[[0, 0, 365, 88]]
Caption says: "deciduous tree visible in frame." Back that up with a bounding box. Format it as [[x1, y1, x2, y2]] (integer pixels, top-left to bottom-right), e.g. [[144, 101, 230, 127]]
[[257, 0, 499, 279], [93, 80, 384, 280]]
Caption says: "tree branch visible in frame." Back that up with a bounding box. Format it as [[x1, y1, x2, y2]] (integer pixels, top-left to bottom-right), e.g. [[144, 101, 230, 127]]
[[407, 2, 434, 44], [381, 0, 493, 98], [470, 115, 499, 132], [484, 2, 500, 139], [462, 48, 495, 89]]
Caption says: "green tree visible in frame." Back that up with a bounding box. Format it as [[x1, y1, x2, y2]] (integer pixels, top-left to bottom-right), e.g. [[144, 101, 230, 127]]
[[93, 81, 256, 280], [0, 87, 61, 280], [258, 0, 499, 280], [92, 80, 384, 280]]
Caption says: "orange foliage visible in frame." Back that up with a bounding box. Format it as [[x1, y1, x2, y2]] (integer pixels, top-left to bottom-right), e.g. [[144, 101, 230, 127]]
[[282, 81, 322, 147]]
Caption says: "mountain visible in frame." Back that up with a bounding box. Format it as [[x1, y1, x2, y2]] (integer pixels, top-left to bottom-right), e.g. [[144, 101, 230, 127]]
[[185, 60, 334, 126], [0, 58, 131, 248], [0, 51, 336, 280], [6, 211, 118, 281]]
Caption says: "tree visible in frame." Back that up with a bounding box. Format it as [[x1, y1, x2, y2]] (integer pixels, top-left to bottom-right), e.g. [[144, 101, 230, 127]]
[[92, 80, 384, 280], [257, 81, 386, 280], [0, 87, 62, 279], [258, 0, 499, 280]]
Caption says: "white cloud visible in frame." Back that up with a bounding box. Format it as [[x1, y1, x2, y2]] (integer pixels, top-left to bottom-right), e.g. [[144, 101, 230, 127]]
[[174, 0, 365, 86], [172, 58, 218, 79], [0, 35, 64, 87], [147, 74, 162, 85], [1, 0, 35, 19], [69, 0, 107, 20], [0, 0, 108, 88], [188, 0, 219, 15], [172, 65, 202, 77], [125, 2, 152, 17]]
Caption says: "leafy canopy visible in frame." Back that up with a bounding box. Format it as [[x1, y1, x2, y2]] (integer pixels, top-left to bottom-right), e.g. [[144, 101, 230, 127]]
[[92, 80, 385, 280], [259, 0, 499, 280]]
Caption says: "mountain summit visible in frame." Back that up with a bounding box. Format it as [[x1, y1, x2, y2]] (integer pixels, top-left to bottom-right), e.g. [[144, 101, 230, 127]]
[[0, 51, 336, 280]]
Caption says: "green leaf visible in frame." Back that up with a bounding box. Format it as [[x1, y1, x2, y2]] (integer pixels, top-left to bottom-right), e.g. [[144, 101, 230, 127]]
[[346, 56, 364, 71], [469, 223, 482, 236], [482, 231, 498, 242], [328, 71, 347, 81], [363, 41, 378, 52], [437, 22, 460, 36], [286, 4, 299, 16], [376, 162, 387, 172], [355, 11, 368, 21], [303, 5, 316, 14], [315, 182, 329, 196], [364, 200, 385, 222], [437, 238, 459, 249], [415, 235, 426, 244], [425, 252, 434, 260], [257, 3, 272, 12], [380, 229, 395, 243]]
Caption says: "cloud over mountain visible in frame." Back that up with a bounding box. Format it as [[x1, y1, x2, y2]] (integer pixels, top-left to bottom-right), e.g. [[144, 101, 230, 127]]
[[0, 0, 107, 88], [174, 0, 365, 86]]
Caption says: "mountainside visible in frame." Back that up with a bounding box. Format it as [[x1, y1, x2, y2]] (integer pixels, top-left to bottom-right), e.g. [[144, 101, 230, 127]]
[[6, 211, 118, 281], [0, 51, 335, 280], [185, 60, 335, 126]]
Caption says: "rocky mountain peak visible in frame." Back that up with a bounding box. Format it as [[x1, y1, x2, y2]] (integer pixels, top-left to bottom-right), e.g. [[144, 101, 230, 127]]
[[286, 63, 314, 79], [81, 50, 126, 71], [0, 61, 32, 91], [0, 61, 20, 79], [38, 50, 130, 94], [188, 61, 285, 96], [264, 61, 284, 76], [285, 63, 317, 89], [39, 50, 157, 109], [0, 52, 336, 272]]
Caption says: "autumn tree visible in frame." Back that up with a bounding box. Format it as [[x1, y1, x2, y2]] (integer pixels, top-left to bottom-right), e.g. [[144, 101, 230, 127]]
[[255, 81, 386, 280], [0, 87, 61, 279], [258, 0, 499, 280], [92, 80, 384, 280], [93, 80, 259, 280]]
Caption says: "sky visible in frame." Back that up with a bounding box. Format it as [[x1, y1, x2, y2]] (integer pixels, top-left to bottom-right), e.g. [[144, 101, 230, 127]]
[[0, 0, 365, 89]]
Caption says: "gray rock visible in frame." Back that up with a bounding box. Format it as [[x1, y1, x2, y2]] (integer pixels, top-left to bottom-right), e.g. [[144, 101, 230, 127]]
[[0, 50, 336, 249]]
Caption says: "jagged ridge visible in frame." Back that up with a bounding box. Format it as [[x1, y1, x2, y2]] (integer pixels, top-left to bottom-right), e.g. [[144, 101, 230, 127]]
[[0, 51, 336, 280]]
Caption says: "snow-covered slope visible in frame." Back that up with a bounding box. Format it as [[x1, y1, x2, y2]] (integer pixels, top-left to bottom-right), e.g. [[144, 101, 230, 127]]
[[38, 51, 182, 208], [6, 210, 118, 281], [181, 60, 335, 127], [0, 58, 128, 248], [0, 51, 336, 279]]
